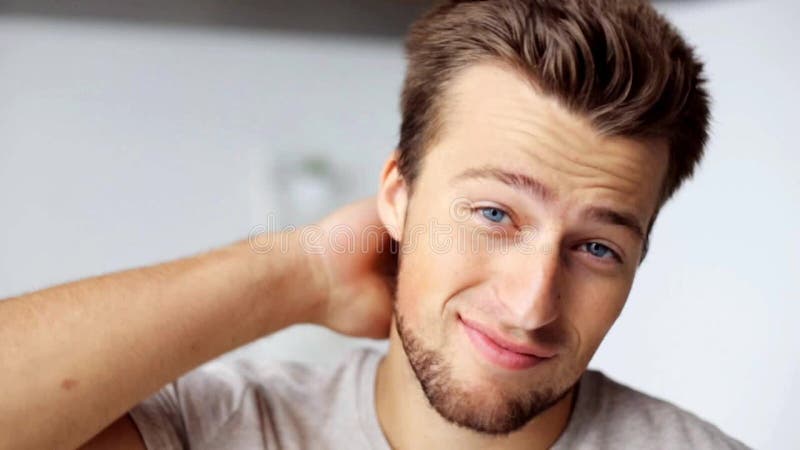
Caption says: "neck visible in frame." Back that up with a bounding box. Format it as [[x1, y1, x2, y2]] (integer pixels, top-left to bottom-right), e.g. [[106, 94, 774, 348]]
[[375, 323, 576, 450]]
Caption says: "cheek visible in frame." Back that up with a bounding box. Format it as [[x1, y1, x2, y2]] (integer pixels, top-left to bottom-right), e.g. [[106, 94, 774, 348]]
[[396, 227, 489, 332], [564, 279, 630, 362], [394, 244, 443, 328]]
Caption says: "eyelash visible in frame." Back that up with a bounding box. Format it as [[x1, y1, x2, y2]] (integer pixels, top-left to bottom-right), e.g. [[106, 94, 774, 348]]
[[474, 206, 513, 226], [473, 206, 623, 264], [577, 242, 622, 263]]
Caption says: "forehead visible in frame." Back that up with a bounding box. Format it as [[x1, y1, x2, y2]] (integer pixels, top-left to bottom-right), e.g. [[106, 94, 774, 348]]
[[421, 61, 668, 220]]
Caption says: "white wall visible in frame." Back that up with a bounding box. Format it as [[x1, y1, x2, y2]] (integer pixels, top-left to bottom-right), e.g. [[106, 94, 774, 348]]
[[1, 1, 796, 448]]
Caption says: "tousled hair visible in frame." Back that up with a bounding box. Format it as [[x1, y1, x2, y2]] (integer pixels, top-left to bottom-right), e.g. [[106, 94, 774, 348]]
[[397, 0, 710, 208]]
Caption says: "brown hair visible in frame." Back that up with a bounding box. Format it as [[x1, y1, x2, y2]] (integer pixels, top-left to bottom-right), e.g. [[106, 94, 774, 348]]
[[397, 0, 710, 208]]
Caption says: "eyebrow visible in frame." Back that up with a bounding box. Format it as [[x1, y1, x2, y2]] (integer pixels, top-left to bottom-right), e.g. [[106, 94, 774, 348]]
[[453, 166, 557, 202], [452, 165, 645, 240], [581, 207, 645, 240]]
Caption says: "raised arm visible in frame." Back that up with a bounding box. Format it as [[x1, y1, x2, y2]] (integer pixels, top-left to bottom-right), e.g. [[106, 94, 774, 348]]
[[0, 197, 396, 450]]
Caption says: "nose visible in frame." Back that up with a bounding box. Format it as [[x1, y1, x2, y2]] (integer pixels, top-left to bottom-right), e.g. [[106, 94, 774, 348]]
[[492, 240, 562, 331]]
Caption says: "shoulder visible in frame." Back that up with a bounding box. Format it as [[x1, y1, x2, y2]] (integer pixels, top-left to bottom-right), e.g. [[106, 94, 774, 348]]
[[554, 370, 750, 450], [178, 346, 383, 414], [131, 346, 384, 449]]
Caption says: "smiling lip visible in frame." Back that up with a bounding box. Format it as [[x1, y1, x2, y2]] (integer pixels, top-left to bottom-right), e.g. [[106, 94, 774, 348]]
[[459, 315, 555, 371]]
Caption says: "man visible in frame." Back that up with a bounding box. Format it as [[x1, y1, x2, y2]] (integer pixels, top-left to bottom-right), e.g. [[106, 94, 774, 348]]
[[0, 0, 748, 449]]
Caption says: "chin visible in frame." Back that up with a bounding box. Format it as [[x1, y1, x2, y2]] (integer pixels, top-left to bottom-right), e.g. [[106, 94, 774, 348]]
[[395, 311, 576, 435], [420, 358, 571, 435]]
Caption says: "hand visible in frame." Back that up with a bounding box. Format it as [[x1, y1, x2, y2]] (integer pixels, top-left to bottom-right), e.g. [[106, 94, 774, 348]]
[[302, 197, 398, 338]]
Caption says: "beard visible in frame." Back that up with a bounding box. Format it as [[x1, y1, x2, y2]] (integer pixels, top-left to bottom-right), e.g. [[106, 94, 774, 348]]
[[394, 307, 576, 435]]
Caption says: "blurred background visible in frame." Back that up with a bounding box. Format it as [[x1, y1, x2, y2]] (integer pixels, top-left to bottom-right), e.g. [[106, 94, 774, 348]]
[[1, 0, 797, 448]]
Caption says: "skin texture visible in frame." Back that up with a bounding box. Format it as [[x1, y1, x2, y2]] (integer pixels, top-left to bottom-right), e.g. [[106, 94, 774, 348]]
[[1, 220, 396, 450], [375, 61, 668, 449]]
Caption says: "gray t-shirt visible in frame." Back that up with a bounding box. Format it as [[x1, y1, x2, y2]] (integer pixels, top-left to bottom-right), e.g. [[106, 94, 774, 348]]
[[130, 347, 748, 449]]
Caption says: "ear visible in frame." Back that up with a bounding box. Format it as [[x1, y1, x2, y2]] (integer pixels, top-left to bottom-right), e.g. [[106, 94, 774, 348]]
[[377, 150, 408, 242]]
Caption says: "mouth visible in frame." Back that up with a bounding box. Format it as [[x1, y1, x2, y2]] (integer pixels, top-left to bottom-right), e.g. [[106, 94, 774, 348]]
[[458, 314, 554, 371]]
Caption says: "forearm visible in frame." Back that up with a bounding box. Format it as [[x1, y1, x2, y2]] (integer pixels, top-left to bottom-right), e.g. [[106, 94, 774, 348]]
[[0, 230, 320, 450]]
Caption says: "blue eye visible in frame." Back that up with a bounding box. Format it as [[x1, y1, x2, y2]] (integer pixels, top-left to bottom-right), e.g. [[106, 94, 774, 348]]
[[584, 242, 617, 260], [479, 207, 508, 223]]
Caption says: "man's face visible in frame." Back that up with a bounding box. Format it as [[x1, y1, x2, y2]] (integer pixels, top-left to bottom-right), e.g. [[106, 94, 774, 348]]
[[387, 62, 668, 434]]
